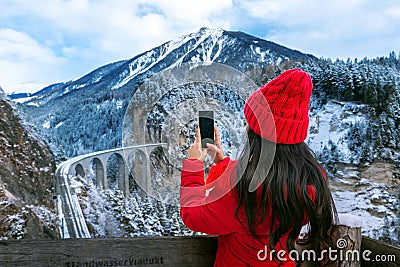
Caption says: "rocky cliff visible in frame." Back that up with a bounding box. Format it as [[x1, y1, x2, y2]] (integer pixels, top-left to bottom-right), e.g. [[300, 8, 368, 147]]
[[0, 87, 57, 239]]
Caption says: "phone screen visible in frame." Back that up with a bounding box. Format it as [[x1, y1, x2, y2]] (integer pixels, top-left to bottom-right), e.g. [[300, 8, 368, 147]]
[[199, 111, 214, 148]]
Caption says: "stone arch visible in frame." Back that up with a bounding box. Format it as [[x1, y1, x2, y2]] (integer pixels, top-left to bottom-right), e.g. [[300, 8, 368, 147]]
[[106, 153, 126, 192], [75, 164, 85, 178], [90, 157, 104, 188]]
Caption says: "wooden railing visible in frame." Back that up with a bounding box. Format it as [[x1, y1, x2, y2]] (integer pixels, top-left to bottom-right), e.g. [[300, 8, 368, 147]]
[[0, 236, 398, 267], [360, 236, 399, 267]]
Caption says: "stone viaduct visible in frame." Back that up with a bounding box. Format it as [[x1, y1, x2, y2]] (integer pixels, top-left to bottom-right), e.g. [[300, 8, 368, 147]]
[[68, 144, 165, 196]]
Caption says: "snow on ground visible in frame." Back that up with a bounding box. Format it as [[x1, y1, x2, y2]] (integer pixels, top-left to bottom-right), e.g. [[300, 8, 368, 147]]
[[307, 100, 368, 162], [42, 120, 50, 129], [329, 163, 399, 245], [70, 174, 195, 238]]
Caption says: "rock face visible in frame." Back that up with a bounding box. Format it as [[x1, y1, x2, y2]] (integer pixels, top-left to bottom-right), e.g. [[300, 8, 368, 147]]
[[0, 87, 56, 239]]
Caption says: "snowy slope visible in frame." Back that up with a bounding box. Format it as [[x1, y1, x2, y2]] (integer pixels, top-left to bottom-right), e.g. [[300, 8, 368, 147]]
[[10, 26, 399, 245], [21, 27, 313, 106], [307, 100, 370, 163]]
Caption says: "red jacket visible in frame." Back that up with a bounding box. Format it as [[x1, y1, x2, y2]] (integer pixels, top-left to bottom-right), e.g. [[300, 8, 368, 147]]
[[180, 157, 314, 266]]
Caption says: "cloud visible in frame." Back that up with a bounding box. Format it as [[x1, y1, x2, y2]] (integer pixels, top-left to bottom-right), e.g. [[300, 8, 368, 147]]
[[0, 29, 59, 62], [0, 0, 235, 93], [0, 0, 399, 93], [0, 0, 207, 94], [238, 0, 400, 59], [147, 0, 232, 24], [1, 0, 232, 58], [0, 28, 66, 93]]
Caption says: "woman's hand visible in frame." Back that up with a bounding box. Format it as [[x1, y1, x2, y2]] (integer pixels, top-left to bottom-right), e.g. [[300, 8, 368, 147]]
[[206, 125, 225, 164], [187, 126, 208, 161]]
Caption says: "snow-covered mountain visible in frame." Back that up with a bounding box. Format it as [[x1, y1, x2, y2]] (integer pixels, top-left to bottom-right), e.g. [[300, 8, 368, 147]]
[[15, 27, 399, 166], [18, 27, 315, 159], [8, 82, 66, 103], [19, 28, 313, 106], [11, 27, 400, 245]]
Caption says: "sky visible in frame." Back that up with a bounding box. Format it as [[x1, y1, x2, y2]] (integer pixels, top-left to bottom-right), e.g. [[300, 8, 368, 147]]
[[1, 0, 400, 94]]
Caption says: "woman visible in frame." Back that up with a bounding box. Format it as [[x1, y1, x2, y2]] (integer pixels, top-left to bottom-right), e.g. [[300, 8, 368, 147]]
[[180, 69, 337, 266]]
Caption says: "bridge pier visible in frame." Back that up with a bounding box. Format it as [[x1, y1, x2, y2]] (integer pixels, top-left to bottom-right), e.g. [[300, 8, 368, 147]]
[[144, 153, 152, 194], [124, 164, 129, 196], [116, 154, 126, 194]]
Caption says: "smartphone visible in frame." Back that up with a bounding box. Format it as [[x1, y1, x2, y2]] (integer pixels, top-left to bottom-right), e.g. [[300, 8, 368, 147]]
[[199, 111, 214, 148]]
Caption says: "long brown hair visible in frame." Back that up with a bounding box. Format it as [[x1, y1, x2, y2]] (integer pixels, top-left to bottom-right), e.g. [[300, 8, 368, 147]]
[[235, 128, 337, 256]]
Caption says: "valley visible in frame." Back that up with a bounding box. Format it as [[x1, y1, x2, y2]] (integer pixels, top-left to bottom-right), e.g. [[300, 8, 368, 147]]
[[1, 28, 398, 247]]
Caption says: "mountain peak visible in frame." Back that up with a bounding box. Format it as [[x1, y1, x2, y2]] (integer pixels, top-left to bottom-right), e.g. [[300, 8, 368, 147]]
[[20, 28, 314, 104], [0, 86, 5, 99], [195, 26, 224, 36]]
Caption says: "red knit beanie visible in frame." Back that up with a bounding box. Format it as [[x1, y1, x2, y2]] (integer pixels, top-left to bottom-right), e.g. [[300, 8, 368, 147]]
[[244, 68, 312, 144]]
